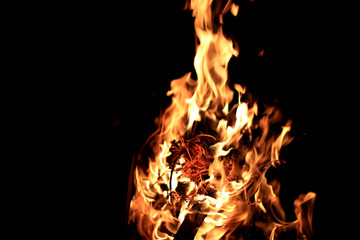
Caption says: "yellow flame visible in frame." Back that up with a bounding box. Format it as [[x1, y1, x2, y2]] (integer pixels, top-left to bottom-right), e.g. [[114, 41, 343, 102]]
[[129, 1, 315, 239]]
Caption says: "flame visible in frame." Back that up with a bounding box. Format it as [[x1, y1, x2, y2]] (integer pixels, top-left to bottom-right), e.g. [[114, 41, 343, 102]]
[[128, 0, 315, 239]]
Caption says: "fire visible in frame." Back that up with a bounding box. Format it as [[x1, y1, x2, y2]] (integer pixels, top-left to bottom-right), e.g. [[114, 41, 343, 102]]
[[128, 0, 315, 239]]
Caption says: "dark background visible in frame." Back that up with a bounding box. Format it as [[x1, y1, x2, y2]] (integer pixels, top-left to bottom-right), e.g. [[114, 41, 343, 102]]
[[69, 0, 337, 239]]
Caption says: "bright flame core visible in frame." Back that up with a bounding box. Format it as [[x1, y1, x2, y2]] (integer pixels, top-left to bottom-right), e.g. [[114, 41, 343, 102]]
[[128, 1, 315, 239]]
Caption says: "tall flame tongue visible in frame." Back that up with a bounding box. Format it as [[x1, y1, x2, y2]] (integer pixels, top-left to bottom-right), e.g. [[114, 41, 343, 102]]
[[128, 0, 316, 239]]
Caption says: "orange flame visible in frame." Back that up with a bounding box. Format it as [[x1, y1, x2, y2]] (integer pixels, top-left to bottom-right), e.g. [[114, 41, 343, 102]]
[[128, 0, 315, 239]]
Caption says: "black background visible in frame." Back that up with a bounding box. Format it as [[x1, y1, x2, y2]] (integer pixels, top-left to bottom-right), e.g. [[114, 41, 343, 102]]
[[67, 0, 338, 239]]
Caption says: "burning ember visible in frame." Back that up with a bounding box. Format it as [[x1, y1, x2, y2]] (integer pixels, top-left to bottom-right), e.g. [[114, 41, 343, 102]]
[[128, 0, 316, 239]]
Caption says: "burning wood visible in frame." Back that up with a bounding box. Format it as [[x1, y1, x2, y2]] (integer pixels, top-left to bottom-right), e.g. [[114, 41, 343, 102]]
[[168, 134, 214, 190], [128, 0, 316, 239]]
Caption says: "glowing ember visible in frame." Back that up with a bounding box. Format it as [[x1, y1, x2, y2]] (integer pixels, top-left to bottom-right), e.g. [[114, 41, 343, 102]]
[[128, 0, 316, 239]]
